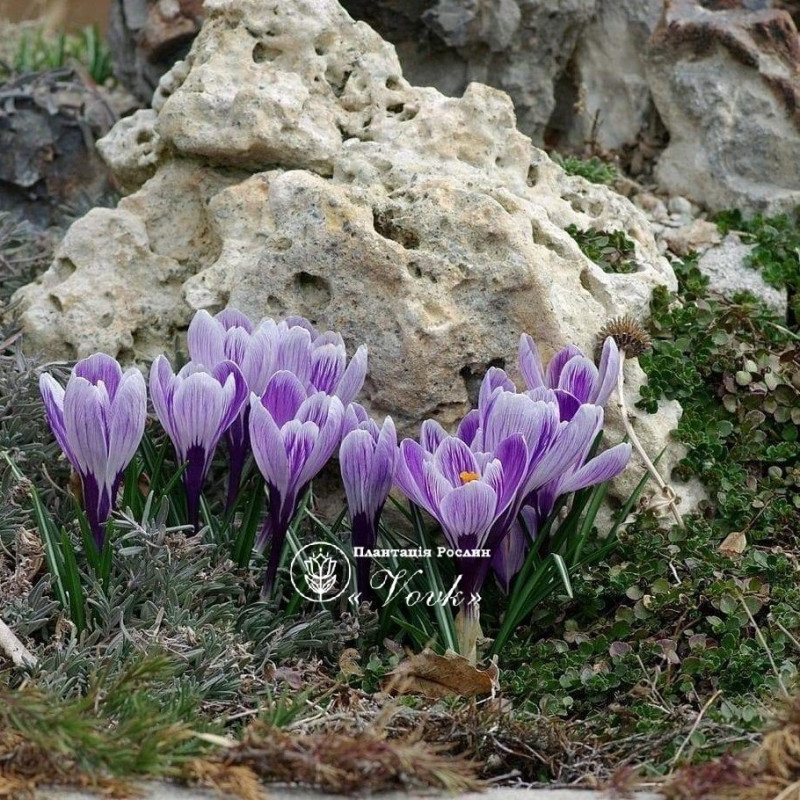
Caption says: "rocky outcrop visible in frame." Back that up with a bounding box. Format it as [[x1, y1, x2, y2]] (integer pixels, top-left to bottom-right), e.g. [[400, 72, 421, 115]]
[[14, 0, 683, 499], [646, 0, 800, 213]]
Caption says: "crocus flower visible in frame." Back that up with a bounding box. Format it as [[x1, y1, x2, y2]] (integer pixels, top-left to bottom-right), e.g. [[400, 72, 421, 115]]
[[394, 431, 529, 660], [187, 308, 277, 508], [491, 436, 632, 592], [149, 356, 248, 530], [450, 366, 625, 596], [40, 353, 146, 548], [249, 370, 345, 595], [339, 404, 397, 598], [519, 333, 619, 412], [275, 317, 368, 405]]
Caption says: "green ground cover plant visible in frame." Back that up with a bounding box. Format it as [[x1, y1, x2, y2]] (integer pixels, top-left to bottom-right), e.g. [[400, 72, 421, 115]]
[[565, 224, 639, 274], [551, 153, 620, 185]]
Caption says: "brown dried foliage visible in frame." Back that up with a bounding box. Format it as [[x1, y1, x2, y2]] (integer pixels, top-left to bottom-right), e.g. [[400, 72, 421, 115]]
[[223, 720, 484, 794], [664, 695, 800, 800]]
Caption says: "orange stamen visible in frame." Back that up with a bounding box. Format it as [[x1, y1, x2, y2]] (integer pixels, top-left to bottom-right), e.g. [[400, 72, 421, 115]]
[[459, 471, 480, 484]]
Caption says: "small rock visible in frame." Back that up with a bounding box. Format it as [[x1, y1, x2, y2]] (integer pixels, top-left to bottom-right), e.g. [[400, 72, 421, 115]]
[[634, 192, 668, 220], [697, 234, 787, 315], [661, 219, 722, 256], [667, 195, 693, 217]]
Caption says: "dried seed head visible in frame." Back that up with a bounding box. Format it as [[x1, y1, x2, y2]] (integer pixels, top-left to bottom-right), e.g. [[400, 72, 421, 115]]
[[596, 315, 652, 359]]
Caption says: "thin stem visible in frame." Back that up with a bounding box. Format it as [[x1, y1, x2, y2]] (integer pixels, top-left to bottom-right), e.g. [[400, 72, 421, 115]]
[[616, 353, 683, 527]]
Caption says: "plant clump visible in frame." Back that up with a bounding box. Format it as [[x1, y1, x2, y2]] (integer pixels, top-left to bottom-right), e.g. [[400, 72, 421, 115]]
[[566, 224, 639, 274]]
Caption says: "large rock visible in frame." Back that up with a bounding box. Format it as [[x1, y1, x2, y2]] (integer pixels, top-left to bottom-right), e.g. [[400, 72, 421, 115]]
[[13, 0, 683, 500], [556, 0, 663, 151], [646, 0, 800, 214]]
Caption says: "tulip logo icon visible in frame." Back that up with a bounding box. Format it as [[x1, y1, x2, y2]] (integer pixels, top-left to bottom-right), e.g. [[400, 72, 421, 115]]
[[290, 542, 351, 603]]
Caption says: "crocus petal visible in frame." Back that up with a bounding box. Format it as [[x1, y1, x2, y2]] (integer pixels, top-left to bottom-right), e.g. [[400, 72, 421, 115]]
[[438, 481, 497, 546], [488, 433, 529, 512], [282, 315, 317, 337], [340, 428, 374, 517], [310, 342, 346, 394], [491, 520, 529, 594], [526, 404, 603, 492], [63, 377, 110, 481], [223, 325, 251, 367], [591, 336, 620, 406], [171, 371, 227, 462], [482, 392, 559, 456], [284, 420, 319, 477], [518, 333, 547, 391], [275, 325, 313, 385], [373, 416, 397, 499], [216, 307, 254, 333], [105, 368, 147, 483], [242, 320, 278, 395], [187, 310, 226, 369], [249, 393, 291, 498], [334, 344, 367, 406], [342, 402, 370, 439], [261, 370, 308, 427], [73, 353, 122, 400], [149, 355, 178, 443], [558, 442, 632, 494], [39, 373, 76, 467], [558, 357, 599, 405], [552, 389, 581, 422], [545, 345, 583, 388], [211, 360, 248, 432], [433, 436, 480, 488], [456, 409, 480, 447], [394, 439, 437, 516], [478, 367, 515, 415], [421, 419, 449, 453], [297, 393, 345, 486]]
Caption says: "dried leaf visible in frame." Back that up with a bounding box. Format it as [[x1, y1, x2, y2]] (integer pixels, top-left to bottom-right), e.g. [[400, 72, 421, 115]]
[[382, 648, 500, 698], [720, 530, 747, 557], [338, 648, 363, 678]]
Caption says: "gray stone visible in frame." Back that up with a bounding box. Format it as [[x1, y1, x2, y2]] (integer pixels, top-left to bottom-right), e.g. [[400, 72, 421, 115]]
[[559, 0, 663, 151], [646, 0, 800, 214], [697, 234, 787, 315]]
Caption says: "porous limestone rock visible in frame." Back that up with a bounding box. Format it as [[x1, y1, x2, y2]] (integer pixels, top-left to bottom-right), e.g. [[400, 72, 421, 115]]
[[646, 0, 800, 214], [14, 0, 683, 500]]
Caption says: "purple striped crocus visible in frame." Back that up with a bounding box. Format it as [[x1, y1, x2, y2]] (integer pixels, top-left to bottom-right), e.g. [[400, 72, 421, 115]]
[[491, 418, 632, 592], [249, 370, 345, 595], [519, 334, 619, 412], [449, 366, 627, 595], [275, 317, 367, 405], [394, 430, 529, 659], [340, 404, 397, 598], [187, 308, 277, 508], [149, 356, 248, 530], [39, 353, 146, 548]]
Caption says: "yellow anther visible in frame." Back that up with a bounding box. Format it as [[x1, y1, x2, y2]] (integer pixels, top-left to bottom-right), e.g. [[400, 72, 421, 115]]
[[459, 471, 480, 484]]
